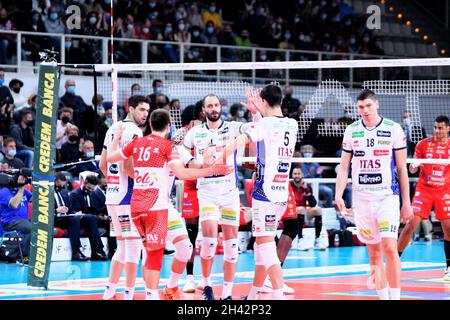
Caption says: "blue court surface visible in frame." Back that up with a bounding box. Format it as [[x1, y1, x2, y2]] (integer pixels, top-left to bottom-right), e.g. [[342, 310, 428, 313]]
[[0, 240, 449, 300]]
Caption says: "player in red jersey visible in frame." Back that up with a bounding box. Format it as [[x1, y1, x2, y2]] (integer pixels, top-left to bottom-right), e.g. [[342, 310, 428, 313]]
[[106, 109, 232, 300], [398, 115, 450, 280]]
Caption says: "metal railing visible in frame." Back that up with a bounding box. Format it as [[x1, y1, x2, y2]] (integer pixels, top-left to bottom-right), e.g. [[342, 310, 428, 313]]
[[0, 29, 404, 86]]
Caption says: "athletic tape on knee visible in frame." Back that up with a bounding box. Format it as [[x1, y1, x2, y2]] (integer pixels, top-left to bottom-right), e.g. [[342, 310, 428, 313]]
[[124, 238, 142, 264], [200, 237, 218, 260], [253, 243, 264, 266], [257, 242, 280, 269], [112, 239, 125, 264], [145, 248, 164, 271], [174, 238, 193, 263], [282, 218, 299, 240], [223, 239, 239, 263]]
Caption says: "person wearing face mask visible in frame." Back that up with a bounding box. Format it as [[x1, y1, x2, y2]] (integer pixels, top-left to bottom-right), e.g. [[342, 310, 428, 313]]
[[202, 2, 222, 30], [72, 140, 101, 177], [0, 137, 25, 169], [149, 79, 167, 109], [175, 19, 191, 43], [8, 79, 27, 110], [278, 30, 294, 50], [56, 107, 74, 151], [68, 174, 108, 261], [60, 79, 90, 137], [23, 10, 46, 63], [8, 109, 34, 168], [44, 6, 65, 35], [60, 125, 83, 163], [229, 103, 247, 123], [299, 145, 334, 208], [187, 2, 205, 29]]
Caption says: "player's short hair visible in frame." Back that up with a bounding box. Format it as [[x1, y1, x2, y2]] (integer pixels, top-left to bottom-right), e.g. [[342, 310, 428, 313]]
[[202, 94, 220, 108], [128, 95, 150, 109], [150, 109, 170, 132], [55, 172, 67, 182], [85, 175, 98, 186], [152, 79, 162, 88], [435, 115, 449, 126], [356, 89, 377, 102], [260, 84, 282, 107]]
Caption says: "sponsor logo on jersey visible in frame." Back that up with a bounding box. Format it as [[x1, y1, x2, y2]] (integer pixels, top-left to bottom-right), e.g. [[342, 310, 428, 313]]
[[277, 162, 290, 173], [271, 185, 286, 191], [436, 149, 445, 155], [354, 150, 365, 157], [107, 176, 120, 184], [379, 221, 390, 232], [373, 149, 390, 156], [432, 170, 444, 177], [358, 173, 382, 184], [426, 153, 433, 158], [383, 119, 394, 126], [265, 215, 276, 222], [195, 133, 208, 139], [413, 200, 423, 205], [278, 147, 294, 158], [353, 140, 359, 147], [134, 171, 158, 187], [145, 233, 160, 244], [107, 186, 120, 193], [378, 140, 390, 145], [218, 127, 229, 135], [109, 164, 119, 174], [377, 130, 391, 137], [352, 131, 364, 138], [273, 174, 289, 183], [359, 159, 381, 169]]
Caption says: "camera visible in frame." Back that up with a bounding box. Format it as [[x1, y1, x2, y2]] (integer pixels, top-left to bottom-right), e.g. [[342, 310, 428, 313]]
[[0, 168, 33, 188]]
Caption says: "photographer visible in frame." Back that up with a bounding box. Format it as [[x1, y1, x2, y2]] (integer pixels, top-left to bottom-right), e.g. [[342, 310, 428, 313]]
[[0, 174, 32, 264]]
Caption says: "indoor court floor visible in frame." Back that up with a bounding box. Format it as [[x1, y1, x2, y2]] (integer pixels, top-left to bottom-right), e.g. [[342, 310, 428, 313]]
[[0, 240, 449, 300]]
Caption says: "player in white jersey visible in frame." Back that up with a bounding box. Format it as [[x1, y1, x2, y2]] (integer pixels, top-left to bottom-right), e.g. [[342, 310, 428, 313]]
[[180, 94, 252, 300], [222, 84, 298, 300], [99, 95, 150, 300], [335, 89, 413, 300]]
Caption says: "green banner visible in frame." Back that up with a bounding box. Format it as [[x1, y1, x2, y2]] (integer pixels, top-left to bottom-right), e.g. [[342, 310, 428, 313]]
[[27, 63, 60, 289]]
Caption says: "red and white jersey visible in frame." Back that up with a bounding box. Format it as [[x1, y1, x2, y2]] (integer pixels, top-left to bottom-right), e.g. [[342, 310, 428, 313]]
[[342, 118, 406, 196], [120, 134, 181, 212], [103, 120, 142, 205], [414, 137, 450, 189]]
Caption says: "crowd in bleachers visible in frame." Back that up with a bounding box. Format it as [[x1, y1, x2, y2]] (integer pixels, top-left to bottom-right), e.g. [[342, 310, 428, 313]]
[[0, 0, 384, 65]]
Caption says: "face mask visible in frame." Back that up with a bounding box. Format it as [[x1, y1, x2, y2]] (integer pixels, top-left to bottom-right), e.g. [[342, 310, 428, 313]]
[[89, 17, 97, 25], [12, 87, 20, 94], [209, 6, 216, 13], [67, 86, 76, 94], [238, 110, 245, 118], [350, 38, 356, 44], [155, 87, 165, 94], [321, 13, 327, 20], [50, 12, 58, 21], [207, 27, 214, 34], [345, 20, 351, 26], [65, 41, 72, 49], [299, 34, 305, 41], [192, 31, 200, 37], [260, 54, 267, 61], [284, 33, 291, 40], [178, 24, 185, 31], [363, 36, 370, 43], [192, 50, 200, 57], [127, 24, 134, 31], [294, 17, 300, 23], [303, 152, 313, 158], [149, 12, 158, 20], [86, 151, 95, 158], [403, 118, 411, 126], [72, 40, 80, 47], [132, 89, 141, 95], [68, 135, 79, 142], [7, 149, 16, 157], [106, 117, 113, 126], [61, 116, 70, 124], [142, 27, 149, 34], [149, 2, 156, 8], [0, 79, 4, 86], [165, 26, 173, 33], [32, 15, 39, 23]]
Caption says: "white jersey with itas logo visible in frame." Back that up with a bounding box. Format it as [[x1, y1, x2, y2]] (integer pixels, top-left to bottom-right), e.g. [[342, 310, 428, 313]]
[[245, 116, 298, 203], [182, 121, 244, 194], [103, 120, 143, 205], [342, 117, 406, 196]]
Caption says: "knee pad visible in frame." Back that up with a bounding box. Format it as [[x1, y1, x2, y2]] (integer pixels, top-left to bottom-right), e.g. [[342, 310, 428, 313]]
[[124, 238, 142, 264], [223, 239, 239, 263], [144, 248, 164, 271], [112, 239, 125, 264], [257, 242, 280, 270], [253, 243, 264, 266], [282, 218, 299, 240], [200, 237, 218, 260], [174, 238, 193, 263]]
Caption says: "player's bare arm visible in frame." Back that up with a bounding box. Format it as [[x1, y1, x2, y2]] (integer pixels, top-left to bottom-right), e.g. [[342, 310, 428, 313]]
[[99, 148, 108, 177], [169, 161, 232, 180], [335, 151, 352, 213], [106, 125, 125, 163]]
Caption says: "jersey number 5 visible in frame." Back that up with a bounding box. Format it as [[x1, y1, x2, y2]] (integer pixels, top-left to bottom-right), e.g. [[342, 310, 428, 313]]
[[284, 131, 290, 146]]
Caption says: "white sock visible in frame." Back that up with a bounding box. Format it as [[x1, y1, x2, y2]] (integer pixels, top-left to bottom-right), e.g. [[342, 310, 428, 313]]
[[102, 282, 117, 300], [145, 288, 160, 300], [376, 287, 390, 300], [124, 287, 135, 300], [202, 276, 211, 287], [221, 281, 233, 299], [272, 288, 284, 300], [389, 287, 401, 300], [167, 272, 182, 289], [247, 286, 262, 300]]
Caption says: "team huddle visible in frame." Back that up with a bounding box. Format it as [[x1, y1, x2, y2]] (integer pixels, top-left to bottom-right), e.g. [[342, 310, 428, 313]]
[[98, 85, 450, 300]]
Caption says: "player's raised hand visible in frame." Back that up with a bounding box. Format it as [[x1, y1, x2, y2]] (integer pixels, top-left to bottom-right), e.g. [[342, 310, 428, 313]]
[[113, 124, 124, 141], [242, 87, 263, 116], [401, 203, 414, 224]]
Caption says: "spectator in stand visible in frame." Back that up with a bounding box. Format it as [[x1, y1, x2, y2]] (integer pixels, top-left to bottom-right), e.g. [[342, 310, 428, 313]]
[[295, 31, 313, 51], [85, 0, 106, 16], [148, 79, 163, 109], [60, 125, 83, 163], [337, 105, 356, 126], [190, 25, 207, 44], [235, 29, 252, 48], [278, 30, 295, 50], [0, 174, 32, 264], [23, 10, 48, 63], [299, 145, 334, 208], [290, 167, 326, 251], [8, 79, 26, 110], [202, 2, 222, 30], [9, 109, 34, 168], [175, 2, 188, 21], [290, 104, 306, 122], [175, 19, 191, 44], [247, 3, 268, 47], [95, 106, 112, 154], [187, 1, 205, 29], [157, 22, 178, 63], [73, 140, 101, 177], [143, 0, 161, 25], [229, 103, 247, 123], [204, 21, 218, 45], [0, 70, 13, 109], [282, 85, 301, 115], [0, 8, 15, 65], [44, 6, 66, 51], [56, 107, 75, 152], [32, 0, 51, 16], [138, 19, 153, 41], [124, 83, 142, 113], [160, 0, 176, 23], [83, 11, 108, 64], [65, 175, 108, 261], [60, 79, 90, 137], [0, 137, 25, 169], [268, 17, 283, 48], [402, 111, 427, 158]]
